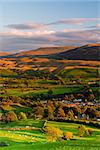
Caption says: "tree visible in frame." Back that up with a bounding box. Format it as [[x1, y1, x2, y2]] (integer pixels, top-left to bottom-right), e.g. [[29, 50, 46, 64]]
[[88, 93, 95, 101], [6, 111, 18, 122], [57, 107, 65, 118], [85, 107, 96, 119], [24, 80, 30, 88], [34, 106, 44, 119], [48, 89, 53, 95], [18, 112, 27, 120], [69, 94, 75, 101], [88, 128, 93, 135], [44, 126, 63, 142], [0, 113, 3, 121], [47, 105, 54, 119], [72, 106, 81, 116], [78, 125, 88, 137], [66, 110, 74, 119], [95, 111, 100, 119], [48, 89, 53, 100], [63, 132, 73, 140]]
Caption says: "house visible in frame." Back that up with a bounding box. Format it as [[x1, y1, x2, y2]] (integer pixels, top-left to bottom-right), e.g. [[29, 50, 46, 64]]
[[74, 99, 82, 102]]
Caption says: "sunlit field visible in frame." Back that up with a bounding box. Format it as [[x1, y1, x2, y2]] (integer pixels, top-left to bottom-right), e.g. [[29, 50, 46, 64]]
[[0, 120, 100, 150]]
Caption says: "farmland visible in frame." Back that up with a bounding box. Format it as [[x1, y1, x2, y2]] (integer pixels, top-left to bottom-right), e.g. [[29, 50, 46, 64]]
[[0, 67, 99, 98], [0, 44, 100, 149], [0, 120, 100, 150]]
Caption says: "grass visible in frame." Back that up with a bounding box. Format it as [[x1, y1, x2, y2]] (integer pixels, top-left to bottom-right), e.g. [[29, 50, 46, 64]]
[[58, 68, 98, 78], [0, 119, 44, 128], [0, 120, 100, 150], [0, 138, 100, 150], [0, 67, 99, 101], [0, 136, 100, 150], [1, 85, 83, 98]]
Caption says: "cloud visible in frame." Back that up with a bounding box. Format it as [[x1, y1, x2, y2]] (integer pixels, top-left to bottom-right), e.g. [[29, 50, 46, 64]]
[[48, 18, 100, 26], [1, 17, 100, 52], [6, 18, 100, 30], [55, 28, 100, 46], [7, 23, 45, 30], [0, 27, 99, 52], [0, 29, 55, 37], [0, 29, 59, 51], [87, 23, 100, 29]]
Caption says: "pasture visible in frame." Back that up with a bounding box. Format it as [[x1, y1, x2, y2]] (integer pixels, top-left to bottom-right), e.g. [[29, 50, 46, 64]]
[[0, 120, 100, 150]]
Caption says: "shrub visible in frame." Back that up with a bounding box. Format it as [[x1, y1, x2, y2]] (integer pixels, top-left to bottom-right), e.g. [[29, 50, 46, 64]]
[[0, 113, 3, 121], [48, 89, 53, 95], [47, 106, 54, 119], [88, 128, 93, 135], [63, 132, 73, 140], [0, 142, 8, 147], [34, 106, 44, 119], [78, 125, 88, 137], [66, 110, 74, 119], [57, 107, 65, 118], [6, 111, 18, 122], [44, 126, 63, 142], [18, 112, 27, 120]]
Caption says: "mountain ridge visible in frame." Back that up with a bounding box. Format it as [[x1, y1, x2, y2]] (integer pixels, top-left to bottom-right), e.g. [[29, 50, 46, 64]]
[[52, 44, 100, 61], [0, 44, 99, 61]]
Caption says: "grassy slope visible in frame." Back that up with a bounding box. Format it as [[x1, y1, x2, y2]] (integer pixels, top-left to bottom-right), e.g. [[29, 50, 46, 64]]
[[0, 85, 83, 97], [58, 68, 98, 78], [0, 120, 100, 150], [0, 67, 99, 98]]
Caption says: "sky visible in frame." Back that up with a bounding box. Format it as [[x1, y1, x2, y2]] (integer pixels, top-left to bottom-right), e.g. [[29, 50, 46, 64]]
[[0, 0, 100, 52]]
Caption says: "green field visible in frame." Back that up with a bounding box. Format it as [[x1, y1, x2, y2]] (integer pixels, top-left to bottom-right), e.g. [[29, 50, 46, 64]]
[[0, 120, 100, 150], [0, 67, 99, 100], [0, 67, 100, 150], [58, 68, 99, 78]]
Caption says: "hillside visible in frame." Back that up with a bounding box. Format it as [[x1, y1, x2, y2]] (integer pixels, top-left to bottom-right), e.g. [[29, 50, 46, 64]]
[[53, 44, 100, 61], [0, 44, 100, 71], [15, 46, 76, 57], [0, 52, 12, 57], [1, 44, 99, 61]]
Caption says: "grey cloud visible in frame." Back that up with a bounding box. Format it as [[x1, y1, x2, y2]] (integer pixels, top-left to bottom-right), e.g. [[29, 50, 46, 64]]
[[54, 29, 100, 41], [7, 23, 44, 30], [0, 28, 99, 52], [6, 18, 100, 30], [48, 18, 100, 25]]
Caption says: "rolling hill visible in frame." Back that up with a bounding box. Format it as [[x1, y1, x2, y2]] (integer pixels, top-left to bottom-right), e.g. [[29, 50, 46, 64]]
[[1, 44, 99, 61], [0, 46, 76, 59], [0, 52, 12, 57], [15, 46, 76, 57], [53, 44, 100, 61], [0, 44, 99, 71]]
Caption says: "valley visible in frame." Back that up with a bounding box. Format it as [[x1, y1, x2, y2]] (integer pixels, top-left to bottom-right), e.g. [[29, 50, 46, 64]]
[[0, 44, 100, 150]]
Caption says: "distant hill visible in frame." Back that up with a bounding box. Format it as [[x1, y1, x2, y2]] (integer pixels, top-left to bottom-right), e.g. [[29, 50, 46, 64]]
[[1, 44, 99, 61], [0, 52, 12, 57], [0, 44, 99, 70], [53, 44, 100, 61], [15, 46, 76, 57]]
